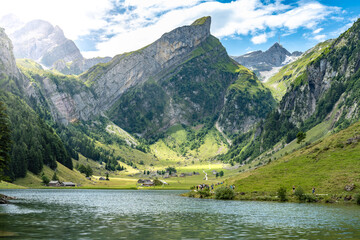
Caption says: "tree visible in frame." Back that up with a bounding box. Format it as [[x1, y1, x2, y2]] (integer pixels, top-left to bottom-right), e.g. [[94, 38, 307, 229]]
[[219, 170, 224, 177], [106, 172, 109, 180], [296, 131, 306, 144], [85, 165, 93, 177], [277, 186, 287, 202], [52, 171, 59, 181], [0, 102, 12, 180]]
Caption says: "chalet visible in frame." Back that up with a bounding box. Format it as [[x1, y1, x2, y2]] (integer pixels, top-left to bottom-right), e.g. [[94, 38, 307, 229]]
[[163, 173, 170, 178], [99, 177, 106, 180], [194, 172, 200, 175], [179, 173, 185, 177], [62, 182, 75, 187], [212, 170, 218, 175], [48, 181, 60, 187], [142, 180, 155, 187]]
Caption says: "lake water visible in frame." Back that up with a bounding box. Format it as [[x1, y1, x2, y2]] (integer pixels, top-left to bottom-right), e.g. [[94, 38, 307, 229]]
[[1, 189, 360, 239]]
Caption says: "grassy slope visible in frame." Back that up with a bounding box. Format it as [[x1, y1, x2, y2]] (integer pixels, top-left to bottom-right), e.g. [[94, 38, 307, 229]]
[[13, 161, 91, 188], [0, 181, 27, 189], [150, 124, 228, 165], [227, 120, 360, 195], [265, 40, 333, 101]]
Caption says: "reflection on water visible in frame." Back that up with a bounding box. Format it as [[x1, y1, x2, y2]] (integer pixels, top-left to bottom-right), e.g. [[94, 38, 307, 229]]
[[1, 189, 360, 239]]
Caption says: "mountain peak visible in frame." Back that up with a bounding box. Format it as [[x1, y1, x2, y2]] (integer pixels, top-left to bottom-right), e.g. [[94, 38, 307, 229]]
[[191, 16, 211, 27], [266, 42, 290, 55]]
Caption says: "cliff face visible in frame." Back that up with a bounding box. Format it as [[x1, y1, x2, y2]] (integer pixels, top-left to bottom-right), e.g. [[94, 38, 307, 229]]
[[0, 27, 27, 95], [279, 19, 360, 126], [81, 17, 212, 118]]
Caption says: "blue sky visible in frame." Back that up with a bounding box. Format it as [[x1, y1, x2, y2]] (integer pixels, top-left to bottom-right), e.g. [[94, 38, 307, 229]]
[[1, 0, 360, 57]]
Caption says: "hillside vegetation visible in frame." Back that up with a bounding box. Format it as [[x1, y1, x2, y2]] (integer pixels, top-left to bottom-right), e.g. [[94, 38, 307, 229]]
[[227, 120, 360, 195]]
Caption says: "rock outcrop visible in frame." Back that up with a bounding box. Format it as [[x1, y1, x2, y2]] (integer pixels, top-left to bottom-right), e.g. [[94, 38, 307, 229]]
[[0, 27, 28, 95]]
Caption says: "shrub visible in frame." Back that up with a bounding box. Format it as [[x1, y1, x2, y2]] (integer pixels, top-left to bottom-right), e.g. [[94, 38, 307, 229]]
[[305, 194, 317, 203], [215, 186, 235, 200], [356, 194, 360, 205], [198, 189, 211, 198], [188, 191, 196, 198], [294, 186, 306, 201], [277, 186, 287, 202]]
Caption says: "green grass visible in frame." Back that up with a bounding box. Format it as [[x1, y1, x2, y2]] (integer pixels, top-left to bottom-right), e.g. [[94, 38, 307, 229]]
[[191, 16, 210, 26], [16, 59, 43, 71], [0, 181, 27, 189], [149, 125, 228, 165], [227, 120, 360, 195], [14, 161, 91, 188]]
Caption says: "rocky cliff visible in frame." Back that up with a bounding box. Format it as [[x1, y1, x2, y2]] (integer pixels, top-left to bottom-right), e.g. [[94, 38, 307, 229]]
[[101, 17, 274, 137], [81, 17, 213, 119], [279, 19, 360, 127], [0, 27, 27, 95]]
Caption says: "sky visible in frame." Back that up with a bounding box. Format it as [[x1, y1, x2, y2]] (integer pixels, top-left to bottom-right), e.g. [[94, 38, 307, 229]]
[[0, 0, 360, 58]]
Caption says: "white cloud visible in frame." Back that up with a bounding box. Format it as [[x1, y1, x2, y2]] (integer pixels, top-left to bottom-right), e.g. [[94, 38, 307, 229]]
[[313, 34, 327, 41], [251, 33, 268, 44], [313, 28, 323, 34], [251, 32, 275, 44], [0, 0, 113, 40], [0, 0, 340, 57]]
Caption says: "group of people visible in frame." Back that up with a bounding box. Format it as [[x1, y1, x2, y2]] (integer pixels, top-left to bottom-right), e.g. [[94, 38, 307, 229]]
[[195, 184, 209, 190], [193, 182, 236, 192]]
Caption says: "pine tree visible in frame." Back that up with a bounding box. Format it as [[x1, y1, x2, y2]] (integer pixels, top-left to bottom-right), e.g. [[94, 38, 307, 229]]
[[0, 102, 12, 180]]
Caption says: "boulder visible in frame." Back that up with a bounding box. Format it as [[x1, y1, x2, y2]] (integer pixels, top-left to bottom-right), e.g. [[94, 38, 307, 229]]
[[344, 184, 355, 192]]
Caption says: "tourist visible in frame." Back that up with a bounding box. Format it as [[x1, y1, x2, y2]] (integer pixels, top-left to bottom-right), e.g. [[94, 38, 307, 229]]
[[312, 187, 315, 194], [292, 186, 295, 193]]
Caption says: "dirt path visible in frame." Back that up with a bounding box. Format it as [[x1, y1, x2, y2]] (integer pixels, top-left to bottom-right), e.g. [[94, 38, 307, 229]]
[[203, 170, 208, 181]]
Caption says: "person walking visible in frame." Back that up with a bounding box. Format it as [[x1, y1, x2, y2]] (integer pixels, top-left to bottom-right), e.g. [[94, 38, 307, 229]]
[[312, 187, 315, 194]]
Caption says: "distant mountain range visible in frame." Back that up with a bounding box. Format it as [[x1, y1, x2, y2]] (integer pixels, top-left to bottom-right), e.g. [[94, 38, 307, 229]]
[[232, 43, 302, 81], [0, 16, 111, 75]]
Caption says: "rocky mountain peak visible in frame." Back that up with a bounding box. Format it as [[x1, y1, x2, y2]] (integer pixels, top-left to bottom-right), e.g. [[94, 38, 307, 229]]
[[232, 42, 302, 81], [266, 42, 291, 56], [9, 19, 83, 66]]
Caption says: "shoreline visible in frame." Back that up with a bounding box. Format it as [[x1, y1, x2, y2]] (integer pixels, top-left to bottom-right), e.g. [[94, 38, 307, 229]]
[[182, 190, 360, 205]]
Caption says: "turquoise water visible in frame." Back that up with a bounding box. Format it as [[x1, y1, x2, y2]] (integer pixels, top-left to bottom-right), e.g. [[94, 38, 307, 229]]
[[1, 189, 360, 239]]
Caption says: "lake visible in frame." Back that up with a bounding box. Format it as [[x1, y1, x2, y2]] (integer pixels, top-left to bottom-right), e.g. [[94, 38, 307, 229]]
[[1, 189, 360, 239]]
